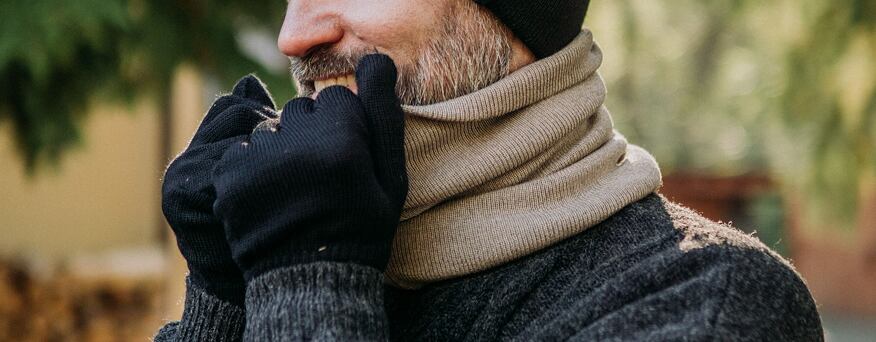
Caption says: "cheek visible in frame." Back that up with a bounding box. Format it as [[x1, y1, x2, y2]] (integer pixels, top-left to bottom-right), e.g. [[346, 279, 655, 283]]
[[342, 1, 439, 63]]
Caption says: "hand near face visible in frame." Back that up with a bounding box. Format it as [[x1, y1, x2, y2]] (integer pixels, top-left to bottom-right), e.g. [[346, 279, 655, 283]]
[[212, 54, 408, 281], [161, 75, 277, 306]]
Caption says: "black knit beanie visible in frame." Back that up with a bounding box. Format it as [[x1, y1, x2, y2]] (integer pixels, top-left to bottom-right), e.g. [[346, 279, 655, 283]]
[[473, 0, 591, 59]]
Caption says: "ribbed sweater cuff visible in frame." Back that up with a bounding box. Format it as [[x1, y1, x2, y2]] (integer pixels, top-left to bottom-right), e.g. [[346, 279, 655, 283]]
[[170, 277, 246, 342], [245, 262, 388, 341]]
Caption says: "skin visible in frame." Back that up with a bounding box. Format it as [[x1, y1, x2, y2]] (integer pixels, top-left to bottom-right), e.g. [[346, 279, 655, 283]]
[[278, 0, 536, 97]]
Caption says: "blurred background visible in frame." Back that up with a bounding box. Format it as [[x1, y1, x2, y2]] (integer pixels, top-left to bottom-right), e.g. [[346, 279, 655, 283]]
[[0, 0, 873, 340]]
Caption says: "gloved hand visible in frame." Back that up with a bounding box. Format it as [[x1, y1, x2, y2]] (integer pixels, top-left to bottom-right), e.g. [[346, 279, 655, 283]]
[[212, 54, 408, 282], [161, 75, 277, 306]]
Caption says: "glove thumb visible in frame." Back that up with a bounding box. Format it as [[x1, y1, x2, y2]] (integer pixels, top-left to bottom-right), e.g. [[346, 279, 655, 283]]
[[355, 54, 408, 203]]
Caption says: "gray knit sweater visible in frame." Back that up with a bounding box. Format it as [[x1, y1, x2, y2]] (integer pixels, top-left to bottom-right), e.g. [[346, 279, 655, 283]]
[[154, 194, 824, 341]]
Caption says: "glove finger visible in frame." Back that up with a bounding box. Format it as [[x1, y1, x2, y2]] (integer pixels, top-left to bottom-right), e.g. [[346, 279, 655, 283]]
[[194, 103, 273, 144], [355, 54, 408, 200], [314, 86, 369, 137], [356, 54, 399, 105], [279, 97, 316, 128], [232, 74, 277, 114], [197, 95, 241, 134], [192, 75, 277, 145]]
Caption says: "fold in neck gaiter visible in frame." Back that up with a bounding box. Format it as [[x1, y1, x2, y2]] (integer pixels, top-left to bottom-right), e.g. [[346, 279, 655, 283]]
[[387, 29, 663, 288]]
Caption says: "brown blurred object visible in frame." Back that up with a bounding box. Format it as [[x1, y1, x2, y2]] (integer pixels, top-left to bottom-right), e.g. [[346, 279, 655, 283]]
[[659, 172, 772, 223], [786, 185, 876, 316], [0, 258, 163, 341], [661, 172, 876, 316]]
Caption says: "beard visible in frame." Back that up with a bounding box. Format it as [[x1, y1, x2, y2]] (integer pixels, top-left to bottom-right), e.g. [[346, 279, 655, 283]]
[[288, 1, 514, 106]]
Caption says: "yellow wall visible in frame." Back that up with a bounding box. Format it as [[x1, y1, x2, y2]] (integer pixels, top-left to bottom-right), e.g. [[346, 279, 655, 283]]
[[0, 65, 210, 268], [0, 101, 162, 260], [0, 66, 207, 319]]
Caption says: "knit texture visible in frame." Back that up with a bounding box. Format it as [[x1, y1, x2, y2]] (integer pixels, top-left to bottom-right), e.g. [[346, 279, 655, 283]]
[[389, 29, 663, 287], [153, 277, 245, 342], [154, 194, 824, 341], [211, 55, 407, 281], [245, 262, 389, 341], [161, 74, 277, 305], [474, 0, 590, 58], [386, 194, 824, 341]]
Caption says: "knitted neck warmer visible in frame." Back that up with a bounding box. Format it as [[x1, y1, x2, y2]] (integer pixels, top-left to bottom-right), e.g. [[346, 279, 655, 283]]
[[386, 29, 662, 288]]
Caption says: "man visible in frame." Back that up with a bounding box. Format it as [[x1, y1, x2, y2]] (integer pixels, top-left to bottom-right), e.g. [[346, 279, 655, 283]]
[[156, 0, 824, 340]]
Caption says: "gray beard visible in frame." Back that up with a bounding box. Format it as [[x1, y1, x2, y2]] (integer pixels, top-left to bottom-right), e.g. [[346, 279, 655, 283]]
[[288, 2, 513, 106]]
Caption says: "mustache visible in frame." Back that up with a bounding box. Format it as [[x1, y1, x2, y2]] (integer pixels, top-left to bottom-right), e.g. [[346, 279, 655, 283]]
[[289, 47, 372, 94]]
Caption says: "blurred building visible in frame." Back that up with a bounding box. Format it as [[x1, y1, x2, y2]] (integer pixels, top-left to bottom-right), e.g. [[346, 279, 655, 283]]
[[0, 67, 207, 340]]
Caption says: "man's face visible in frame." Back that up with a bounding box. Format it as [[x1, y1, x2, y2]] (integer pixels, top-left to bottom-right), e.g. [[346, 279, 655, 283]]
[[279, 0, 519, 105]]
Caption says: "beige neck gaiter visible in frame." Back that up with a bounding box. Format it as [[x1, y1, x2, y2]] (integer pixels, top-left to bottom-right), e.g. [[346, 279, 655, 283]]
[[386, 29, 662, 289]]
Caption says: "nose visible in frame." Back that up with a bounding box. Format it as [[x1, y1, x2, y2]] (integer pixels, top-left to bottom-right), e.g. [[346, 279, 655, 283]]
[[278, 1, 345, 57]]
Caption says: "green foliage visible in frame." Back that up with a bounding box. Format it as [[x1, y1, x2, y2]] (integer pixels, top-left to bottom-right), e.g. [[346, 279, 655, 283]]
[[0, 0, 129, 171], [0, 0, 293, 172], [589, 0, 876, 230], [779, 0, 876, 228], [590, 1, 774, 173], [748, 192, 788, 255]]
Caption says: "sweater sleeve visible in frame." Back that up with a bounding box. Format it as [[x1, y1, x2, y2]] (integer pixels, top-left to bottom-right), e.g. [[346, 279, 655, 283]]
[[243, 261, 389, 341], [153, 277, 246, 342]]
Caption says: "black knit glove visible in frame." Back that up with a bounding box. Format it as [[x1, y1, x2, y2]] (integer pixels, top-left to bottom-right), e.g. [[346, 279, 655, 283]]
[[212, 54, 408, 282], [161, 75, 277, 306]]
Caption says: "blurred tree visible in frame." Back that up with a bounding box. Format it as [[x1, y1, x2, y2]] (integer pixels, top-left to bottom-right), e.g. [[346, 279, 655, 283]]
[[591, 0, 770, 173], [778, 0, 876, 229], [0, 0, 292, 172], [589, 0, 875, 231]]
